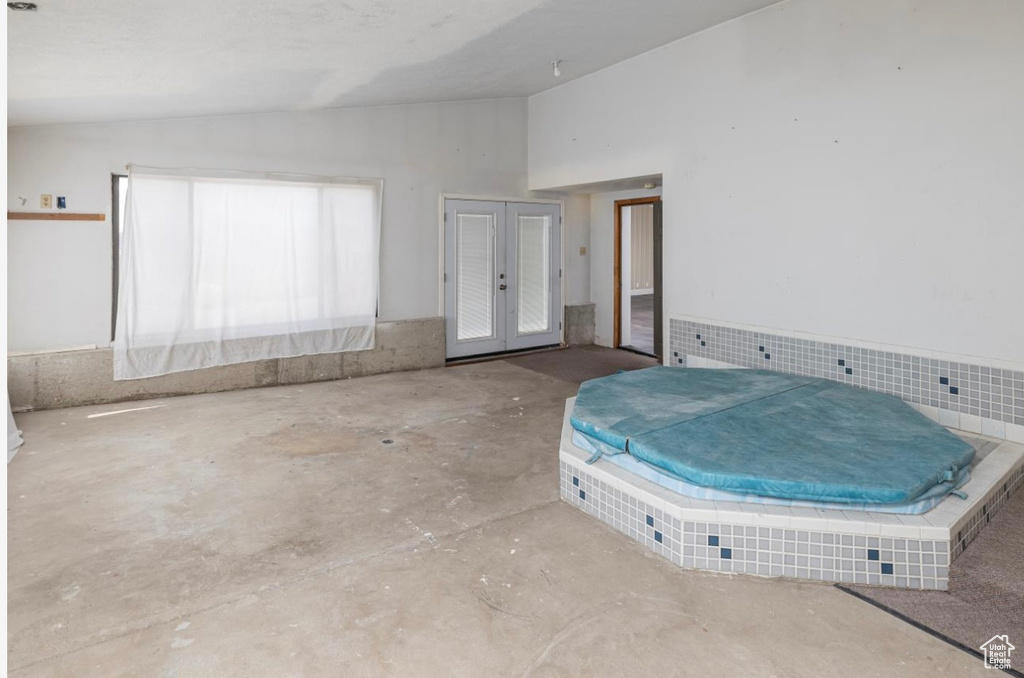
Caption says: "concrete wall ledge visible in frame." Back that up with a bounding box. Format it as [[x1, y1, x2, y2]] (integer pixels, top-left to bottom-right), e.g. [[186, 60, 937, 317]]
[[565, 303, 596, 346], [8, 317, 445, 411]]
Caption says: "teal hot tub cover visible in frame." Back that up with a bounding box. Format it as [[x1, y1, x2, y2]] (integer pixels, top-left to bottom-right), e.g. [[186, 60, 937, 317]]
[[570, 367, 975, 505]]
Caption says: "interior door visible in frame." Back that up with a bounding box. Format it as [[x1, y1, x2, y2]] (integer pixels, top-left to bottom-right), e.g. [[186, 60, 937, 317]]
[[444, 199, 561, 359], [444, 200, 506, 358]]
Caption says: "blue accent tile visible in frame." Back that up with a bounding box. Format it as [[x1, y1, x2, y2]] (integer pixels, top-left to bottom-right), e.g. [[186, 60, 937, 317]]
[[764, 354, 770, 360], [707, 535, 719, 546], [721, 548, 732, 559], [579, 490, 586, 500], [572, 476, 579, 487], [695, 334, 701, 340], [950, 386, 959, 395], [881, 563, 893, 575], [646, 515, 654, 527], [678, 358, 683, 364], [868, 549, 879, 561], [673, 352, 678, 357], [939, 376, 949, 385], [759, 346, 764, 352], [655, 531, 663, 543], [838, 359, 845, 366], [700, 341, 706, 347], [845, 367, 853, 375]]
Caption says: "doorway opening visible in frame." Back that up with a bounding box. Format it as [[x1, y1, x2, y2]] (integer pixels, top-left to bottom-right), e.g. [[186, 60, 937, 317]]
[[614, 197, 662, 359]]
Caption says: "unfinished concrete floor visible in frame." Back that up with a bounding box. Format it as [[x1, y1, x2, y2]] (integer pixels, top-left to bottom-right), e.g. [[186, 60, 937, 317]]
[[8, 350, 989, 677]]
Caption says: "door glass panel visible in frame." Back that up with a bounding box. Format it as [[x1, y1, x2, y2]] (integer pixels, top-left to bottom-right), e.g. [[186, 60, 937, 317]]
[[456, 213, 494, 341], [516, 215, 550, 335]]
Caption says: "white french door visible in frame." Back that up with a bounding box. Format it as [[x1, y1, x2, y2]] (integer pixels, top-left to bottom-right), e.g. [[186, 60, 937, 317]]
[[444, 199, 561, 359]]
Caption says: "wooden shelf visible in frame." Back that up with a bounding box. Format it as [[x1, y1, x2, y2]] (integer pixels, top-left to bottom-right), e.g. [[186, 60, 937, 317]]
[[7, 211, 106, 221]]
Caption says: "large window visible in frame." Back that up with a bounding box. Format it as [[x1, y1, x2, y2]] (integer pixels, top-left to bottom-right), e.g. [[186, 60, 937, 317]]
[[113, 169, 381, 380]]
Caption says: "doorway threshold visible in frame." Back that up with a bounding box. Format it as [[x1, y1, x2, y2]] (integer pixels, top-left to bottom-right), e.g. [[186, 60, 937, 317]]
[[619, 345, 658, 359], [445, 344, 564, 367]]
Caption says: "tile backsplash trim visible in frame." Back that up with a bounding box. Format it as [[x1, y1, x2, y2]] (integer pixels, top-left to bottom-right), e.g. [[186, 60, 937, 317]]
[[669, 318, 1024, 433]]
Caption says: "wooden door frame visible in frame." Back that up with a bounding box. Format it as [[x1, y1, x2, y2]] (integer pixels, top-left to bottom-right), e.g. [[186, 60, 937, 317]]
[[613, 196, 662, 350]]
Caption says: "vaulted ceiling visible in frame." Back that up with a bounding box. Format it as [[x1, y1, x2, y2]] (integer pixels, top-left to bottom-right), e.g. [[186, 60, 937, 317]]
[[7, 0, 780, 126]]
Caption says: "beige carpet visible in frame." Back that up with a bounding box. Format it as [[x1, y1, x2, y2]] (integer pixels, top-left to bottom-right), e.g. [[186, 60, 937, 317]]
[[843, 489, 1024, 675]]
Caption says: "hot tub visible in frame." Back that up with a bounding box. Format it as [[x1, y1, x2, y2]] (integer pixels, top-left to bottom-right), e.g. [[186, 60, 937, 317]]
[[570, 367, 974, 510]]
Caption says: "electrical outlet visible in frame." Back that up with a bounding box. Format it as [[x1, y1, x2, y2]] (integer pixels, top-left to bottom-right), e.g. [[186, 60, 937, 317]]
[[579, 246, 587, 256], [40, 194, 52, 209]]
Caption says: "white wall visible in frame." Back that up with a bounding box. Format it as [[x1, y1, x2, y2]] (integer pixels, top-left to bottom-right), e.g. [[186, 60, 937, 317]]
[[7, 98, 538, 353], [530, 0, 1024, 363], [560, 193, 592, 307], [589, 188, 661, 347]]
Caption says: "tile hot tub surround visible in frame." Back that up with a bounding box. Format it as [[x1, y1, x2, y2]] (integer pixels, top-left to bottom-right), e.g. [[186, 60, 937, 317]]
[[559, 398, 1024, 590]]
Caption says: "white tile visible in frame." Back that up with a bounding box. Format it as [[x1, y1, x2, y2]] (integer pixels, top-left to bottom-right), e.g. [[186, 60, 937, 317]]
[[790, 515, 830, 531], [756, 512, 794, 529], [918, 404, 940, 423], [919, 525, 951, 541], [687, 496, 717, 512], [959, 413, 983, 434], [828, 516, 863, 534], [668, 494, 695, 511], [937, 409, 959, 427], [925, 501, 969, 526], [920, 510, 954, 529], [787, 507, 829, 529], [721, 510, 759, 527], [894, 513, 929, 528], [877, 522, 924, 539], [815, 508, 847, 521], [981, 418, 1007, 439], [1005, 423, 1024, 445], [864, 512, 905, 525], [858, 519, 883, 536], [679, 507, 719, 523]]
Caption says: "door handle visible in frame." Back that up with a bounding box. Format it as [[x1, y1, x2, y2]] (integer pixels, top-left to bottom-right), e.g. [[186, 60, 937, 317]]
[[499, 284, 507, 291]]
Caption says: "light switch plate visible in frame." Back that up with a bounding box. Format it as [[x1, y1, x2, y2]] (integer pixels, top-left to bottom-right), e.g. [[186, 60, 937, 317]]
[[579, 246, 587, 256]]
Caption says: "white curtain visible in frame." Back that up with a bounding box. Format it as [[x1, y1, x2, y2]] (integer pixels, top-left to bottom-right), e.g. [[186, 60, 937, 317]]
[[8, 393, 24, 464], [114, 168, 381, 380]]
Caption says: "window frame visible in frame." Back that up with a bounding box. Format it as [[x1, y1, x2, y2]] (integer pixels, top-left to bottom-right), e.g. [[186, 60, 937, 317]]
[[111, 173, 126, 341]]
